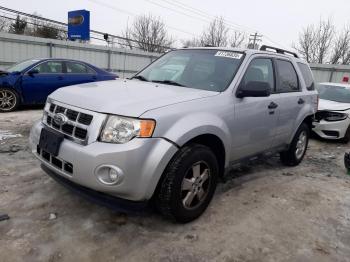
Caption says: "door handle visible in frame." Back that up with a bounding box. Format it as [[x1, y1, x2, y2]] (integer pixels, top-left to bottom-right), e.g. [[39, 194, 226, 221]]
[[298, 98, 305, 104], [268, 102, 278, 109], [57, 76, 63, 80], [92, 75, 97, 80]]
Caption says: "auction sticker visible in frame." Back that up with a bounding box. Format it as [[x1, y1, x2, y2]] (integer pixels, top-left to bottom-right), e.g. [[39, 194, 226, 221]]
[[215, 51, 243, 59]]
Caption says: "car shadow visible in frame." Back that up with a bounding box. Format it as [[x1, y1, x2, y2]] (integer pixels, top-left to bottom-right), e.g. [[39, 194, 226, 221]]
[[17, 104, 45, 111]]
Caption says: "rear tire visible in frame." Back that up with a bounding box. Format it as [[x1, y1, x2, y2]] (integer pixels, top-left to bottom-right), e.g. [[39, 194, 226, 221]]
[[0, 88, 20, 112], [155, 144, 219, 223], [280, 123, 309, 166]]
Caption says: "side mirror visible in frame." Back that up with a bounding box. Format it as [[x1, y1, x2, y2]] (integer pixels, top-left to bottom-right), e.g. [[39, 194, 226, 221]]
[[28, 69, 39, 76], [236, 81, 271, 98]]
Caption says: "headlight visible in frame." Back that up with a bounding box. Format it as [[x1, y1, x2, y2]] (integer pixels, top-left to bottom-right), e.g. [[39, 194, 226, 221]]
[[100, 115, 156, 143], [324, 112, 348, 122]]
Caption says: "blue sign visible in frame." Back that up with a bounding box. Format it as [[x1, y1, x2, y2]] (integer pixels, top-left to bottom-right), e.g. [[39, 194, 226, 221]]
[[68, 10, 90, 41]]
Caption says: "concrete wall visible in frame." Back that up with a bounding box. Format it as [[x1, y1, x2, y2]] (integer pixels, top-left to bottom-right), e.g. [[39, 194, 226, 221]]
[[0, 32, 160, 78], [310, 63, 350, 84]]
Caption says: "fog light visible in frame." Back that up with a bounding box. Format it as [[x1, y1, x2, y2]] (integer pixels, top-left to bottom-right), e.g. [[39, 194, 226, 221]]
[[109, 168, 119, 182], [95, 165, 124, 186]]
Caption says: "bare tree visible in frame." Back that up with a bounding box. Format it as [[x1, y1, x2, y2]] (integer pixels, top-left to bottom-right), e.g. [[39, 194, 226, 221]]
[[315, 19, 335, 63], [121, 14, 173, 52], [294, 18, 335, 63], [8, 15, 27, 35], [230, 31, 246, 48], [200, 16, 228, 47], [121, 23, 134, 49], [29, 13, 66, 40], [0, 17, 9, 32], [330, 26, 350, 64], [181, 37, 202, 47], [293, 25, 317, 63]]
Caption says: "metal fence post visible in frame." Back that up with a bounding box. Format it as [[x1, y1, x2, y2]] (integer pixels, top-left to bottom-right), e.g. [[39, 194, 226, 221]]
[[48, 42, 53, 58], [107, 49, 111, 71], [329, 68, 336, 82]]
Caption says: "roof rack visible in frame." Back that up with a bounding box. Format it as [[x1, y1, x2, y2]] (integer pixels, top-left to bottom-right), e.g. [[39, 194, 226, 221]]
[[260, 45, 299, 58]]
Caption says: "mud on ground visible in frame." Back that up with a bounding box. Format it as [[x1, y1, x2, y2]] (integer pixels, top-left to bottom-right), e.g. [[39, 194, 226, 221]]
[[1, 109, 350, 262]]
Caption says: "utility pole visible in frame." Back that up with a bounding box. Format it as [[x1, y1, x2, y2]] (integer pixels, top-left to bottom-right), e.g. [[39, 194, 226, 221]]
[[248, 32, 263, 49]]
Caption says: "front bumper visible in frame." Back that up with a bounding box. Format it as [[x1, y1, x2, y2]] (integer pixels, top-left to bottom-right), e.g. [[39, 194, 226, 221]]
[[29, 121, 178, 201], [312, 117, 350, 140]]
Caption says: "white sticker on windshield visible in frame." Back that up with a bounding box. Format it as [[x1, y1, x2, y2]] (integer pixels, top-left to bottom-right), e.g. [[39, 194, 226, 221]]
[[215, 51, 243, 59]]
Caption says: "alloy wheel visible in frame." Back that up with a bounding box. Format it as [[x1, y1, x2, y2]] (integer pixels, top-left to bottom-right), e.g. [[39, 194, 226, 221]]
[[181, 161, 211, 210], [295, 130, 307, 159], [0, 90, 16, 111]]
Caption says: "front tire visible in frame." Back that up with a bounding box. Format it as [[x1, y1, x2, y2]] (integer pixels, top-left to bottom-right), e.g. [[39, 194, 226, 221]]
[[0, 88, 20, 112], [156, 144, 219, 223], [341, 125, 350, 143], [280, 123, 309, 166]]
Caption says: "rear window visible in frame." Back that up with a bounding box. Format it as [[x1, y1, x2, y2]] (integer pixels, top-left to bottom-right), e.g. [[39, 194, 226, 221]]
[[298, 63, 315, 91], [276, 60, 299, 93], [66, 62, 95, 74]]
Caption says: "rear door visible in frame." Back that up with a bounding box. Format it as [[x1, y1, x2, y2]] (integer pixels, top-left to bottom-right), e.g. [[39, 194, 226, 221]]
[[231, 56, 280, 160], [272, 59, 303, 147], [63, 61, 98, 86], [21, 61, 64, 104]]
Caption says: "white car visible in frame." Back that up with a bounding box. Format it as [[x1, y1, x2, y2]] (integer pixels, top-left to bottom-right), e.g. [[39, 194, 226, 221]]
[[313, 82, 350, 142]]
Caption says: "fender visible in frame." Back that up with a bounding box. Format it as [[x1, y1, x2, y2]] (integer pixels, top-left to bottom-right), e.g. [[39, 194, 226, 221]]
[[153, 112, 232, 167], [0, 74, 24, 103]]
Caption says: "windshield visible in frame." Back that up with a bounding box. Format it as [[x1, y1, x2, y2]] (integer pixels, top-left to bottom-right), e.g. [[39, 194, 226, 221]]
[[6, 59, 40, 73], [135, 49, 244, 92], [317, 84, 350, 103]]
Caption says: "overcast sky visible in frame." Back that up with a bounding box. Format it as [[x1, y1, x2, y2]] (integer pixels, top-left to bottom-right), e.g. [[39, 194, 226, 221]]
[[0, 0, 349, 49]]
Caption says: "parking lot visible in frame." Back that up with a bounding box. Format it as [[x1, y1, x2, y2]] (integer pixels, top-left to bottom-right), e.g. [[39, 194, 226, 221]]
[[0, 108, 349, 262]]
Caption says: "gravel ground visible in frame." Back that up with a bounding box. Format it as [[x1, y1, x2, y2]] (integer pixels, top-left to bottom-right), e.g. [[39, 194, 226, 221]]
[[1, 109, 350, 262]]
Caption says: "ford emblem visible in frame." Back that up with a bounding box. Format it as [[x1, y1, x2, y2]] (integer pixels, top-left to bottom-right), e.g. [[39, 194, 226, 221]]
[[53, 113, 68, 126]]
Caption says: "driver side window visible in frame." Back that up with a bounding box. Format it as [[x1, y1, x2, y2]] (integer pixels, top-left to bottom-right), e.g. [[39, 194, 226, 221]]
[[242, 58, 275, 91], [33, 61, 63, 74]]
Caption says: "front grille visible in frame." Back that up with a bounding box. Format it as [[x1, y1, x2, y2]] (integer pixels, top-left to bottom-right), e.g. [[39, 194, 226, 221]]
[[62, 124, 74, 135], [37, 145, 73, 175], [66, 110, 79, 121], [44, 102, 93, 142], [74, 127, 88, 139], [78, 113, 93, 125]]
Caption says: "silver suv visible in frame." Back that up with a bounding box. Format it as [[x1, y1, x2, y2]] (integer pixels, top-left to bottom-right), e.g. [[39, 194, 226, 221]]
[[29, 46, 318, 222]]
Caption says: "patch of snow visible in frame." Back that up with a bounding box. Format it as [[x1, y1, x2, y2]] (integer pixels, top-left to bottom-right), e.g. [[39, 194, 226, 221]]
[[0, 130, 22, 141]]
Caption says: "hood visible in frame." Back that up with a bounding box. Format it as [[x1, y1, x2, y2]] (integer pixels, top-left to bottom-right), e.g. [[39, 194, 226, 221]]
[[50, 79, 218, 117], [318, 99, 350, 112]]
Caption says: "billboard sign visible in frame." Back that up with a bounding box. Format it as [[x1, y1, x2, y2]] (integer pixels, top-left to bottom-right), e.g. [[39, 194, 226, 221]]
[[68, 10, 90, 41]]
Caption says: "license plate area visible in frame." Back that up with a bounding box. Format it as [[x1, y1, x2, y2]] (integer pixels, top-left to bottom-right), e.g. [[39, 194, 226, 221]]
[[39, 128, 64, 157]]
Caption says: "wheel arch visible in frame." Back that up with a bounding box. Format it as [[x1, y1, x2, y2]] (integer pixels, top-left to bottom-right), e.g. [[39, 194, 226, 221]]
[[183, 134, 226, 178], [151, 133, 227, 202], [288, 113, 314, 144]]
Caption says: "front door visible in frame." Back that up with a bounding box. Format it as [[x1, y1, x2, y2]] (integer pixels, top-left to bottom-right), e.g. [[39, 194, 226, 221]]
[[230, 57, 279, 161], [21, 61, 65, 104]]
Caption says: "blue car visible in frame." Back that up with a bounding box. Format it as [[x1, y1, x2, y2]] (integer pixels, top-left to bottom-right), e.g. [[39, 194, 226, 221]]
[[0, 59, 117, 112]]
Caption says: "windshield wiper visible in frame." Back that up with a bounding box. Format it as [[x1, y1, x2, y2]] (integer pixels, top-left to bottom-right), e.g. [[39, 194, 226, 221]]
[[130, 75, 149, 82], [151, 80, 186, 87]]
